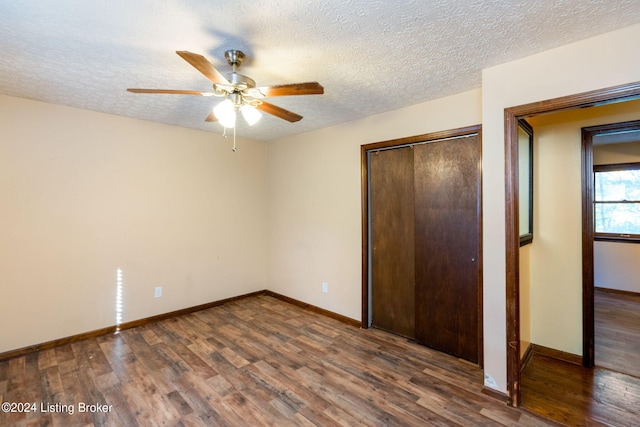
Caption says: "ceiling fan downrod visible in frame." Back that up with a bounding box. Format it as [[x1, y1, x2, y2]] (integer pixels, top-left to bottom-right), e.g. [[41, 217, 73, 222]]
[[224, 49, 245, 69]]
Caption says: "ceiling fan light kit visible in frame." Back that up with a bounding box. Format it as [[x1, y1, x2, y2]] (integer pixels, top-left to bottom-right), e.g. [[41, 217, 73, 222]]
[[213, 98, 236, 128], [240, 104, 261, 126], [127, 49, 324, 149]]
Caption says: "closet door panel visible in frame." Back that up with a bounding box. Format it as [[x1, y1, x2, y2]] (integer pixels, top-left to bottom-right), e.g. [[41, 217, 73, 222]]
[[370, 147, 416, 338], [413, 135, 480, 362]]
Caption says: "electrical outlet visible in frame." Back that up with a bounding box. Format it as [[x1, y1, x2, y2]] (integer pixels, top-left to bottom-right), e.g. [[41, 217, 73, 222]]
[[154, 286, 163, 298], [322, 282, 328, 293]]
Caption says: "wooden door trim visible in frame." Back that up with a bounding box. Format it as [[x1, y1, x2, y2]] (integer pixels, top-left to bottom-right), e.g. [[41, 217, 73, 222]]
[[581, 126, 595, 370], [361, 124, 483, 364], [504, 81, 640, 407]]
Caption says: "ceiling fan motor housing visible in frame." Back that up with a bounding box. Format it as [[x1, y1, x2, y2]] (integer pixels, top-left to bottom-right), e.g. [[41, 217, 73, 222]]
[[223, 50, 255, 91], [226, 72, 256, 90]]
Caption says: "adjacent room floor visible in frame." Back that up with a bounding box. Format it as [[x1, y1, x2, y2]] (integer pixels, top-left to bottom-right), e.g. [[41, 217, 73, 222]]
[[594, 288, 640, 378], [0, 295, 551, 426], [521, 289, 640, 426]]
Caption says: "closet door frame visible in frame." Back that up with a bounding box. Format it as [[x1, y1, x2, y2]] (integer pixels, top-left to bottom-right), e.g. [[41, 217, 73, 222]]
[[361, 125, 483, 366]]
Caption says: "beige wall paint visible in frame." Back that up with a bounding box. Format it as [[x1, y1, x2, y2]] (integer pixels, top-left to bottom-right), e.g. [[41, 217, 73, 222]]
[[527, 110, 584, 355], [519, 245, 531, 359], [482, 23, 640, 392], [0, 95, 268, 353], [266, 89, 482, 320]]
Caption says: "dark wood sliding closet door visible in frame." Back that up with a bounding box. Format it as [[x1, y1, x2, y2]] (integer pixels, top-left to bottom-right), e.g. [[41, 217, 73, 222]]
[[370, 147, 416, 339], [368, 132, 481, 363], [414, 135, 481, 363]]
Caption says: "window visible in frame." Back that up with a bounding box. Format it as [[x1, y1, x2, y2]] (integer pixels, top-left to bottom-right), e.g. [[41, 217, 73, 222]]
[[519, 119, 533, 246], [594, 162, 640, 242]]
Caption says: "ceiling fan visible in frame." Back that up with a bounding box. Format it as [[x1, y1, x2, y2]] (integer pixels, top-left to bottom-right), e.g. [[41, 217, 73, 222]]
[[127, 50, 324, 128]]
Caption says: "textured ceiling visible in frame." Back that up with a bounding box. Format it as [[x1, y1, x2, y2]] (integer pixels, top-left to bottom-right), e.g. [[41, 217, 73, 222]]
[[1, 1, 640, 141]]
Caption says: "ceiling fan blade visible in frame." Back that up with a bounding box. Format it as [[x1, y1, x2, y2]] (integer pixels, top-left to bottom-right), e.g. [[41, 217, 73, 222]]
[[256, 101, 303, 122], [127, 88, 215, 96], [176, 51, 229, 85], [254, 82, 324, 97], [205, 111, 218, 122]]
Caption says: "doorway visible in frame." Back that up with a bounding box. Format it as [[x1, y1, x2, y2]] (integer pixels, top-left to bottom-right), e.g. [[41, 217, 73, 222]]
[[585, 120, 640, 378], [514, 101, 640, 425], [504, 81, 640, 406], [361, 125, 483, 364]]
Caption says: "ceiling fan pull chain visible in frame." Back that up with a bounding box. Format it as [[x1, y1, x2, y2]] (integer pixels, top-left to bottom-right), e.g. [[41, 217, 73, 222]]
[[232, 126, 237, 152]]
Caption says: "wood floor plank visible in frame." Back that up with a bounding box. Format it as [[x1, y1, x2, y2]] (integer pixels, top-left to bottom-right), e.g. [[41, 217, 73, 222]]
[[594, 289, 640, 379], [101, 387, 137, 427], [254, 352, 342, 425], [173, 371, 235, 427], [36, 348, 57, 371], [0, 295, 556, 426]]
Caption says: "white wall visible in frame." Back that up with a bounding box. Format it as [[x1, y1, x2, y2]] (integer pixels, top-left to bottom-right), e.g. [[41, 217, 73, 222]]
[[595, 243, 640, 293], [266, 89, 482, 320], [0, 95, 268, 354], [482, 22, 640, 392]]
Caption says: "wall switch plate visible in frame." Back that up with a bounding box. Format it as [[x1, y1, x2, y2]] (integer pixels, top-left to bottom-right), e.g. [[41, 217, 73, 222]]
[[154, 286, 162, 298], [322, 282, 328, 293]]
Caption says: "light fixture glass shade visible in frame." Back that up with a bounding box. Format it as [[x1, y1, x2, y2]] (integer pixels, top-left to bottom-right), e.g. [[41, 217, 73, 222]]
[[214, 99, 236, 128], [241, 104, 262, 126]]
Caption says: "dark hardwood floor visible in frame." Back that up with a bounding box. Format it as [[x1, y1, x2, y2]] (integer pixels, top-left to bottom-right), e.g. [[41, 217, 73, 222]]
[[595, 288, 640, 379], [0, 295, 551, 426], [521, 289, 640, 426]]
